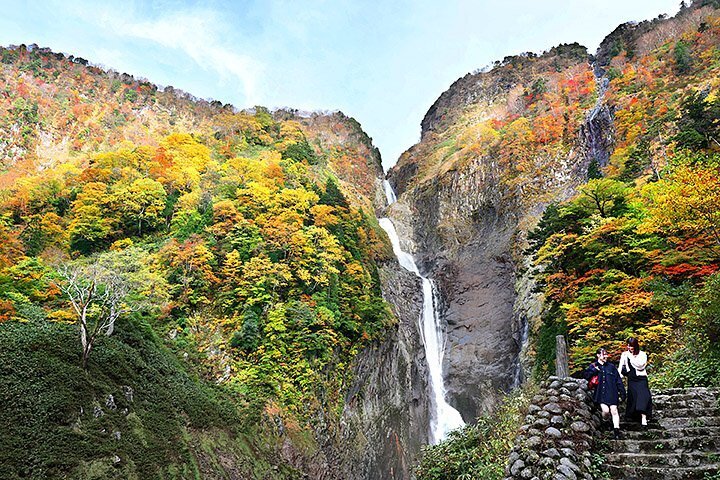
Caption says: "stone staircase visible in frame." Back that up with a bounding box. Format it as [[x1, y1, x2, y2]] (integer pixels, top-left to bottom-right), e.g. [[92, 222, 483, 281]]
[[603, 387, 720, 479]]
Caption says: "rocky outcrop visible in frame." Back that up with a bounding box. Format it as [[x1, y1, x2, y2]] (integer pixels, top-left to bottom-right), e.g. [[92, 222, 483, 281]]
[[386, 39, 624, 423], [580, 75, 614, 169], [409, 170, 521, 418], [284, 3, 720, 477], [420, 44, 589, 139], [342, 3, 720, 477], [334, 261, 429, 480], [387, 100, 594, 423], [595, 1, 717, 69]]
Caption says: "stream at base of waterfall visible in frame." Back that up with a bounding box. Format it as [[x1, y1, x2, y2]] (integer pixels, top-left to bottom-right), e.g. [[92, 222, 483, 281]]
[[380, 180, 465, 444]]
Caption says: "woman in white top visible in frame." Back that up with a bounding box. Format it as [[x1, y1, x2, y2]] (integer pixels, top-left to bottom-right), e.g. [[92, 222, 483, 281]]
[[620, 337, 653, 427]]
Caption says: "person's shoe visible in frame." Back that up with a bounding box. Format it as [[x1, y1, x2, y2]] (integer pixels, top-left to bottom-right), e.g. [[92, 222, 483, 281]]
[[613, 428, 622, 440]]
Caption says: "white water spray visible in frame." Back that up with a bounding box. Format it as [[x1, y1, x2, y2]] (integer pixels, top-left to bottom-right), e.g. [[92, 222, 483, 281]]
[[383, 179, 397, 205], [380, 180, 464, 444]]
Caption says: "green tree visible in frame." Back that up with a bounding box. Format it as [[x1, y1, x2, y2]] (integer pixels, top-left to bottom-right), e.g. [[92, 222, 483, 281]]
[[587, 159, 603, 180], [675, 90, 720, 150], [230, 310, 261, 353], [319, 177, 348, 208], [578, 178, 628, 218], [283, 140, 318, 165], [673, 40, 692, 75]]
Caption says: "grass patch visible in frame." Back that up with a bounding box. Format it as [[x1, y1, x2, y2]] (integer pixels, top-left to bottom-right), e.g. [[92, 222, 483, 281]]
[[414, 385, 536, 480], [0, 319, 299, 479]]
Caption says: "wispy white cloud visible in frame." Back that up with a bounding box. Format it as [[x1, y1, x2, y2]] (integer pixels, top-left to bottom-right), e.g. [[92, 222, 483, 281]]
[[71, 2, 264, 104]]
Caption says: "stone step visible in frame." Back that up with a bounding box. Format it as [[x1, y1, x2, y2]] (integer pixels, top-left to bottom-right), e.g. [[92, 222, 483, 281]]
[[619, 425, 720, 440], [604, 463, 720, 480], [618, 420, 661, 430], [653, 389, 720, 399], [657, 415, 720, 429], [654, 406, 720, 419], [604, 451, 720, 468], [619, 415, 720, 430], [600, 388, 720, 479], [654, 391, 719, 403], [656, 387, 720, 396], [609, 435, 720, 453], [654, 397, 719, 410]]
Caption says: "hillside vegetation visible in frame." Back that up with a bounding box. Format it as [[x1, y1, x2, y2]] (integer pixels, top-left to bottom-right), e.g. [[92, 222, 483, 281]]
[[530, 2, 720, 385], [0, 44, 393, 478], [390, 2, 720, 386]]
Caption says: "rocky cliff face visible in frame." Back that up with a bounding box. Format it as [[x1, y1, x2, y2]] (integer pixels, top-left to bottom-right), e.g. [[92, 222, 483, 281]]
[[267, 2, 720, 475], [335, 262, 429, 479], [312, 121, 431, 480], [387, 44, 606, 422], [263, 4, 720, 475], [284, 113, 430, 479]]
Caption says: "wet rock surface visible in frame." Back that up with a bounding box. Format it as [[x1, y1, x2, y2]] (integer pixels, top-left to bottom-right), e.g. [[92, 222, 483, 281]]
[[386, 148, 588, 421], [386, 50, 607, 421]]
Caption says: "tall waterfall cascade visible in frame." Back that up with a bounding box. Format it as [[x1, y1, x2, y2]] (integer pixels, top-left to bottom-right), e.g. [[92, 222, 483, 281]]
[[380, 180, 465, 444]]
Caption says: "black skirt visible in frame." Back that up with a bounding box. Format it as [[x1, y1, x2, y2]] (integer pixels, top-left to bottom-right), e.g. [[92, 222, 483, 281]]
[[624, 363, 652, 420]]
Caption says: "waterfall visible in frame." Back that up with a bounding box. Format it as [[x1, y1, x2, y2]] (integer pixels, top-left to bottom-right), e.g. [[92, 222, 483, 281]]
[[383, 179, 397, 205], [380, 180, 464, 444], [583, 63, 613, 168]]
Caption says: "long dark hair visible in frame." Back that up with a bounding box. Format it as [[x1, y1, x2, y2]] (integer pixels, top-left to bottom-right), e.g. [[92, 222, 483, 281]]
[[627, 337, 640, 355]]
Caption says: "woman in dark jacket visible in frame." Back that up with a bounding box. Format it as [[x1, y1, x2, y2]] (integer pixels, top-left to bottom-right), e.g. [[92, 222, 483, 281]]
[[620, 337, 652, 427], [585, 347, 626, 439]]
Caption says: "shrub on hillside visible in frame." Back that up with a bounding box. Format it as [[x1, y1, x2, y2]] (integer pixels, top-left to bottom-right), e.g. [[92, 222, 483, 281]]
[[415, 386, 535, 480]]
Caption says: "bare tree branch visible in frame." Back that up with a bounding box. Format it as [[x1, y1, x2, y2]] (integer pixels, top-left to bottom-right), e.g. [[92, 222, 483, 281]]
[[55, 261, 132, 370]]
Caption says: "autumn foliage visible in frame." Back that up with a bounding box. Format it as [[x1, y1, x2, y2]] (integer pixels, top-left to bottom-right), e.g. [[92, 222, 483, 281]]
[[529, 6, 720, 385], [0, 44, 392, 420]]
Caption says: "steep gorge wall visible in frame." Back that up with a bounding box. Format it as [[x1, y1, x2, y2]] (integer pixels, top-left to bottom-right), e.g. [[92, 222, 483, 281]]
[[335, 262, 429, 479], [279, 115, 431, 479], [387, 45, 605, 422], [278, 3, 720, 475]]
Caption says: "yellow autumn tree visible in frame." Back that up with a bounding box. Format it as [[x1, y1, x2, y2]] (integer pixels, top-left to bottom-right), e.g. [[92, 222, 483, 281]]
[[640, 162, 720, 245]]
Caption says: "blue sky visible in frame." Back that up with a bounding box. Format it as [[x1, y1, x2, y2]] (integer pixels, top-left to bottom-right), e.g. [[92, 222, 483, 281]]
[[1, 0, 680, 169]]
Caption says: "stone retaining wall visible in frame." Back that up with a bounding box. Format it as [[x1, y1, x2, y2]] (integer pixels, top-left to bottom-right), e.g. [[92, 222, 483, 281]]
[[503, 377, 601, 480]]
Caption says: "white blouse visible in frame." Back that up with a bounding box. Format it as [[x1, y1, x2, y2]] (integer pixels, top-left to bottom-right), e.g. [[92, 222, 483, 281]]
[[620, 350, 648, 377]]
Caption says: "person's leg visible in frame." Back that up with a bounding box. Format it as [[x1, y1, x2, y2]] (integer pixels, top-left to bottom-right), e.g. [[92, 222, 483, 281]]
[[641, 413, 647, 426], [600, 403, 610, 420], [610, 404, 622, 439], [599, 403, 613, 432], [609, 405, 620, 429]]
